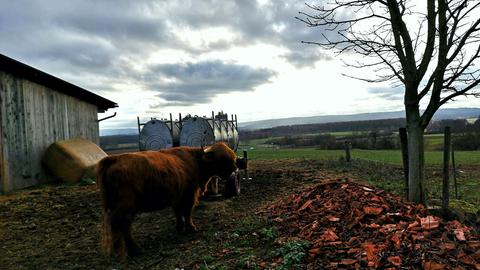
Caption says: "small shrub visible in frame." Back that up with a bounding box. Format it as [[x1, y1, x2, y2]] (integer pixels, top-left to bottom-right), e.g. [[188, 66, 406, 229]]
[[201, 255, 215, 264], [259, 227, 277, 242], [78, 178, 96, 186], [453, 132, 480, 150], [237, 254, 261, 270], [276, 240, 311, 270]]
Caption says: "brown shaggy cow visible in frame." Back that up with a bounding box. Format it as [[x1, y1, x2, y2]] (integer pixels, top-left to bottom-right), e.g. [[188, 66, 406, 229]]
[[97, 142, 238, 258]]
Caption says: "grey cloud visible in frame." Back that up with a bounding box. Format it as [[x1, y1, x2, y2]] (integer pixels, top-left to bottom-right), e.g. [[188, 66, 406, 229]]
[[147, 61, 277, 106], [368, 86, 404, 101], [53, 5, 171, 44], [0, 0, 337, 104], [0, 0, 335, 72], [0, 1, 169, 67], [172, 0, 333, 65], [283, 49, 333, 68], [35, 41, 114, 69]]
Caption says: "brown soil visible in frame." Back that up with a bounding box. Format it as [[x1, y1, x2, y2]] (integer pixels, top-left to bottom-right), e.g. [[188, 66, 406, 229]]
[[0, 160, 346, 269], [1, 160, 478, 269]]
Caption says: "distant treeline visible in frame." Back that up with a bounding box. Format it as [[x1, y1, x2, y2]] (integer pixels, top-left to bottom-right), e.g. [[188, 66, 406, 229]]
[[429, 119, 480, 150], [240, 117, 480, 141], [100, 134, 138, 150], [264, 131, 398, 150], [241, 117, 480, 151], [263, 131, 397, 149], [427, 118, 480, 133], [239, 118, 407, 140], [99, 117, 480, 151]]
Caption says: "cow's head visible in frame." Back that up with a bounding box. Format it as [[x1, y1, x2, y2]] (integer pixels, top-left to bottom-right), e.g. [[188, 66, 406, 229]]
[[203, 142, 238, 181]]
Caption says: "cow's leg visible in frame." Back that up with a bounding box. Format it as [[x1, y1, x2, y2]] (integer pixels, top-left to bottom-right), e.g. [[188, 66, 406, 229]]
[[123, 212, 140, 256], [111, 212, 140, 257], [110, 211, 128, 259], [183, 204, 197, 232], [100, 209, 113, 256], [174, 206, 185, 232]]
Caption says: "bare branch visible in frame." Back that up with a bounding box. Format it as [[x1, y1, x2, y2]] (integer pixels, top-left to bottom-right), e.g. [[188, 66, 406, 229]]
[[417, 0, 436, 80], [297, 0, 480, 124]]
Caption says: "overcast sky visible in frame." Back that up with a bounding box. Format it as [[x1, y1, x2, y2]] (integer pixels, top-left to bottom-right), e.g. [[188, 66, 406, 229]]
[[1, 0, 479, 130]]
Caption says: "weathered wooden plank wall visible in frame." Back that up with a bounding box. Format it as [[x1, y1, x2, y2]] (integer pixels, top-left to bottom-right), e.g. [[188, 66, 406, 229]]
[[0, 73, 5, 194], [0, 71, 100, 192]]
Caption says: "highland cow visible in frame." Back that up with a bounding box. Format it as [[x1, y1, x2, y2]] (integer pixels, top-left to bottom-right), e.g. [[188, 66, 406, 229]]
[[97, 142, 238, 258]]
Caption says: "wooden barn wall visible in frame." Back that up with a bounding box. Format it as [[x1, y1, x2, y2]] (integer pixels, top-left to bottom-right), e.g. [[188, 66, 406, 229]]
[[0, 71, 99, 193]]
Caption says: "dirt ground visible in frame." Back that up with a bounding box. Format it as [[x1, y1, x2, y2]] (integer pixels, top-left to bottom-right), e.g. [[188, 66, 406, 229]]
[[0, 160, 351, 269], [2, 159, 478, 269]]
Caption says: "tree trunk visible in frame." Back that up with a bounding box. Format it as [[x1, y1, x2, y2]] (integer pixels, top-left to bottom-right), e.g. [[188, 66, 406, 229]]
[[407, 121, 426, 204]]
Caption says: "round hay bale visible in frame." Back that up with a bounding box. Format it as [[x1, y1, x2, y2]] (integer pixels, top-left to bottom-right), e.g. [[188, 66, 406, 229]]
[[42, 138, 107, 183]]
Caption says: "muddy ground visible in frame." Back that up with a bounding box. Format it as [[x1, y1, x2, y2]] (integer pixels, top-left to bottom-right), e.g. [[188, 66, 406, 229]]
[[0, 160, 352, 269]]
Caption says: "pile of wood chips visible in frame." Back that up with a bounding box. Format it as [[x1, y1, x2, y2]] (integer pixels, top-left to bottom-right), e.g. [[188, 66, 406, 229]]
[[266, 180, 480, 269]]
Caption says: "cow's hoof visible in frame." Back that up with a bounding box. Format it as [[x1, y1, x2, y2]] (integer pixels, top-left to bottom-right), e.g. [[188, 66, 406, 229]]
[[185, 224, 197, 233], [176, 224, 185, 232], [128, 246, 142, 257]]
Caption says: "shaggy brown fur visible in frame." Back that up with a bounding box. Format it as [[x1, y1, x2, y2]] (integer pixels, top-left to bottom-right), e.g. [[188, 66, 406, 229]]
[[97, 142, 237, 258]]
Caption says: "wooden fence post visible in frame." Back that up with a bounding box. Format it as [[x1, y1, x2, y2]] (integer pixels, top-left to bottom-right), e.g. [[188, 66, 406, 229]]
[[451, 146, 458, 199], [137, 116, 142, 150], [344, 141, 351, 162], [442, 126, 451, 215], [399, 128, 409, 200], [243, 150, 249, 180]]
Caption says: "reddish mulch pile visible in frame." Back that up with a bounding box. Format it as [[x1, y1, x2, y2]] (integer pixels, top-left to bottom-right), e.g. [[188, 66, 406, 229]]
[[265, 180, 480, 269]]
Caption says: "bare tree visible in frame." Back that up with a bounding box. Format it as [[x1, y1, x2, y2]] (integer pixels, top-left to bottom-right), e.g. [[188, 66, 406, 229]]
[[297, 0, 480, 203]]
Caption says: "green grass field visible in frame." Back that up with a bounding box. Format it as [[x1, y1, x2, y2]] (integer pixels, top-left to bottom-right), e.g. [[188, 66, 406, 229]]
[[240, 131, 480, 165], [424, 133, 444, 150], [240, 133, 479, 214], [243, 132, 446, 150], [239, 145, 480, 166]]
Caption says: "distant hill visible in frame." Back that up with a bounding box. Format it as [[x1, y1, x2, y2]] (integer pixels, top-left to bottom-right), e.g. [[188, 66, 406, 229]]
[[239, 118, 407, 141], [100, 128, 138, 136], [99, 108, 480, 135], [99, 134, 139, 152], [238, 108, 480, 130]]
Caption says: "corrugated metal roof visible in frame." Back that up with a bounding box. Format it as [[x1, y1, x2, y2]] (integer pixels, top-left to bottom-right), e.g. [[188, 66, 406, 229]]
[[0, 54, 118, 112]]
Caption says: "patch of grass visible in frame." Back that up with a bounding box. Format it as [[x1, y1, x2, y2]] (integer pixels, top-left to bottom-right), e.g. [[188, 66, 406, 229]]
[[78, 177, 96, 186], [366, 178, 405, 196], [208, 218, 314, 269], [198, 255, 217, 270], [449, 199, 479, 214], [201, 254, 215, 264], [425, 134, 444, 150], [240, 146, 480, 166], [236, 254, 262, 270], [318, 158, 479, 217], [239, 147, 344, 161], [457, 177, 480, 207], [276, 240, 311, 270], [425, 175, 480, 210], [323, 159, 406, 196], [207, 217, 281, 269], [259, 227, 277, 242], [329, 131, 355, 137]]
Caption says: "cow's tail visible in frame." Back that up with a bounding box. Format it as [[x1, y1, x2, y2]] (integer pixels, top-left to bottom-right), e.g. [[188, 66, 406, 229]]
[[96, 156, 117, 256]]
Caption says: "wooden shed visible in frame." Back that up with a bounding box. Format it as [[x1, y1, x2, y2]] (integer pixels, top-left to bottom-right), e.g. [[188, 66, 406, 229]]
[[0, 54, 117, 193]]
